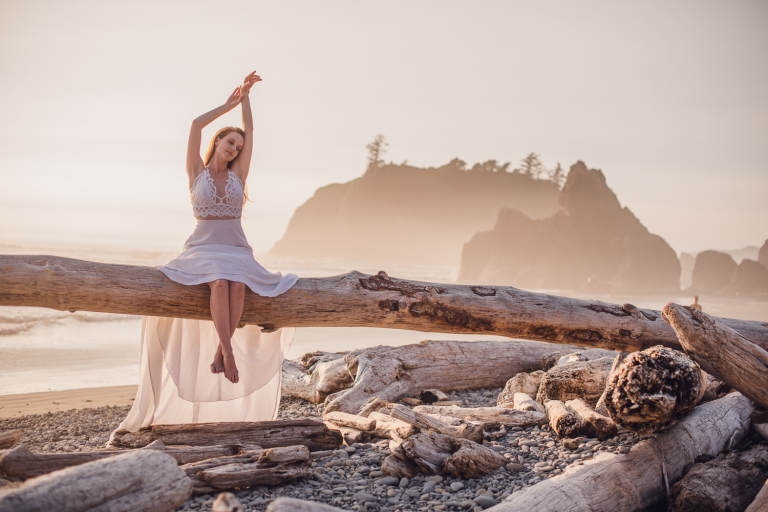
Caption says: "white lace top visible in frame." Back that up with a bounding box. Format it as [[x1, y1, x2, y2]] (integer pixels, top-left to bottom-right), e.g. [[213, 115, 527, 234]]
[[191, 168, 244, 218]]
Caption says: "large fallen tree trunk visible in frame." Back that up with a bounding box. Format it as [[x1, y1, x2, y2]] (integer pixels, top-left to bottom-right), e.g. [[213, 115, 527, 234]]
[[487, 392, 753, 512], [0, 450, 192, 512], [324, 340, 577, 414], [667, 444, 768, 512], [413, 405, 546, 429], [282, 352, 352, 404], [746, 479, 768, 512], [663, 303, 768, 410], [3, 255, 768, 351], [109, 419, 341, 451]]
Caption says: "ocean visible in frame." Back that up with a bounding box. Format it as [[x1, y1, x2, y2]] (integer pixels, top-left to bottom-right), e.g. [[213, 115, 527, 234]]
[[1, 237, 767, 396]]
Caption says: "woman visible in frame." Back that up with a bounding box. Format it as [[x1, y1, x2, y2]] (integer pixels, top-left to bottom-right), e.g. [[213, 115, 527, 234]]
[[116, 71, 298, 432]]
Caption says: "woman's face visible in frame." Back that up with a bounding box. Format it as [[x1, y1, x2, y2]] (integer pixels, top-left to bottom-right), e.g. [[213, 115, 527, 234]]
[[215, 132, 244, 162]]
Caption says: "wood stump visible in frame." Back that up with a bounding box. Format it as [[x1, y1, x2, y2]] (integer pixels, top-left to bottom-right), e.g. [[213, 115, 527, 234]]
[[602, 346, 706, 434], [536, 357, 613, 407]]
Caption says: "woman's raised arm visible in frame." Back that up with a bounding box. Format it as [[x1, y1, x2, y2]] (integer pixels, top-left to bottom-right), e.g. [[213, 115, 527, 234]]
[[230, 71, 261, 182], [186, 87, 243, 186]]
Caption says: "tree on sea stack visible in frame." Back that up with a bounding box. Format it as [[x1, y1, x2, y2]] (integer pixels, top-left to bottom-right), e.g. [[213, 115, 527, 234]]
[[365, 134, 388, 171], [515, 152, 545, 178]]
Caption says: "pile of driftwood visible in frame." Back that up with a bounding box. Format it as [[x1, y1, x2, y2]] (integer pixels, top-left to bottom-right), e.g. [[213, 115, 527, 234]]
[[2, 258, 768, 511]]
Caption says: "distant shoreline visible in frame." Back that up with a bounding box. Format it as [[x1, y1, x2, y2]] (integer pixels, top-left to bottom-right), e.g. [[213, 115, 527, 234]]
[[0, 385, 137, 419]]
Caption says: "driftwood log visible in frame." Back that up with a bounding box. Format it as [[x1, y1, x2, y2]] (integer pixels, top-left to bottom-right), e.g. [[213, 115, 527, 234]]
[[497, 371, 544, 406], [267, 498, 344, 512], [182, 445, 310, 495], [368, 412, 417, 441], [413, 405, 546, 429], [387, 404, 484, 443], [4, 255, 768, 351], [0, 450, 191, 512], [322, 412, 376, 432], [602, 346, 706, 434], [667, 444, 768, 512], [282, 352, 352, 404], [382, 432, 506, 479], [488, 392, 753, 512], [535, 357, 613, 407], [543, 400, 579, 438], [663, 303, 768, 410], [746, 479, 768, 512], [512, 393, 545, 414], [109, 419, 341, 451], [0, 432, 21, 451], [0, 442, 260, 480], [325, 340, 569, 415], [540, 348, 617, 371], [564, 399, 617, 441]]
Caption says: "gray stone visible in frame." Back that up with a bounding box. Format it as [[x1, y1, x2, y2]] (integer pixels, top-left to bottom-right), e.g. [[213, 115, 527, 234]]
[[474, 494, 498, 508], [379, 476, 400, 486], [450, 482, 465, 491], [399, 477, 409, 488], [369, 470, 383, 478], [425, 475, 444, 483], [506, 463, 524, 472], [354, 493, 378, 503]]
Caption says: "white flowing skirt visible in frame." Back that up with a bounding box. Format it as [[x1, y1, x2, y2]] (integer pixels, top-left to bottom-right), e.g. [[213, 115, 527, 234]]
[[117, 219, 298, 432]]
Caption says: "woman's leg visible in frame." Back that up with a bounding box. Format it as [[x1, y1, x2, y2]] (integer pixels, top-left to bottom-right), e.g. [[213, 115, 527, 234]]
[[208, 279, 239, 383], [228, 282, 246, 338]]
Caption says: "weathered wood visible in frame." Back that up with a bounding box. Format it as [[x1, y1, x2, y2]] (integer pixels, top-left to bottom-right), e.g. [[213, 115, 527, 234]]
[[746, 479, 768, 512], [0, 442, 259, 480], [383, 432, 505, 479], [183, 446, 310, 495], [564, 399, 617, 441], [603, 346, 706, 434], [0, 450, 191, 512], [497, 371, 544, 406], [323, 422, 367, 446], [357, 397, 390, 417], [266, 498, 345, 512], [663, 303, 768, 410], [5, 255, 768, 350], [212, 492, 244, 512], [108, 419, 341, 451], [668, 444, 768, 512], [322, 412, 376, 432], [419, 389, 449, 403], [488, 392, 753, 512], [594, 351, 628, 416], [282, 353, 352, 404], [0, 432, 21, 451], [368, 412, 416, 441], [511, 393, 545, 414], [325, 340, 568, 414], [543, 400, 579, 438], [388, 404, 484, 443], [541, 348, 617, 371], [536, 357, 613, 407], [381, 450, 418, 478], [413, 405, 546, 429]]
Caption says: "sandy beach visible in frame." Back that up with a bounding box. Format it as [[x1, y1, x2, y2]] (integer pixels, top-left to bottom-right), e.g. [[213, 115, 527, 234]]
[[0, 385, 137, 419]]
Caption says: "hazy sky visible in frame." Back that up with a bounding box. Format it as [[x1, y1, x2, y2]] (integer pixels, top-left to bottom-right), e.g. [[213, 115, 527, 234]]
[[1, 0, 766, 255]]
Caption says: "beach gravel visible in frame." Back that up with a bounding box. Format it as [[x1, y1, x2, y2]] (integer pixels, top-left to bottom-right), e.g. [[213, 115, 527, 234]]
[[0, 388, 640, 511]]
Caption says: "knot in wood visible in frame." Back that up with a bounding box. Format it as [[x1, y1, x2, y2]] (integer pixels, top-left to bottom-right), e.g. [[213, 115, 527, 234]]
[[470, 286, 496, 297], [408, 299, 492, 331]]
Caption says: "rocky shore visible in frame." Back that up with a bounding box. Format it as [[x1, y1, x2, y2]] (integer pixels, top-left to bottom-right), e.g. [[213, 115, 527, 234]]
[[0, 388, 640, 511]]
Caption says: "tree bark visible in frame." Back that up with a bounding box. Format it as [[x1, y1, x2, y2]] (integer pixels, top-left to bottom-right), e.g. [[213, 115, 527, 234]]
[[667, 444, 768, 512], [511, 393, 545, 414], [746, 479, 768, 512], [602, 346, 706, 434], [413, 405, 546, 429], [183, 446, 310, 495], [0, 450, 192, 512], [324, 340, 571, 415], [564, 399, 617, 441], [663, 303, 768, 410], [536, 357, 614, 407], [4, 255, 768, 351], [488, 392, 753, 512], [0, 431, 21, 451], [387, 404, 485, 443], [108, 419, 341, 451]]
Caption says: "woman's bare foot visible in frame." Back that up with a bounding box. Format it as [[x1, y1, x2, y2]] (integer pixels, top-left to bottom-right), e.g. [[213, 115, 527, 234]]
[[210, 344, 225, 374], [222, 347, 239, 384]]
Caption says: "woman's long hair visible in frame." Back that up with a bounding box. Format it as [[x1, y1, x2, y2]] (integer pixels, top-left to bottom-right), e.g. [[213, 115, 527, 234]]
[[203, 126, 249, 205]]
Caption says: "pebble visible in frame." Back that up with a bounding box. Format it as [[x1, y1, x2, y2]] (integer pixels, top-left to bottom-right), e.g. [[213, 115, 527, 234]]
[[1, 389, 642, 512]]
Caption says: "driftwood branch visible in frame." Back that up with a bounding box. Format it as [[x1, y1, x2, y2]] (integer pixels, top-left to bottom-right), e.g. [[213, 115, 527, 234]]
[[108, 419, 341, 451], [0, 450, 192, 512], [0, 431, 22, 451], [488, 392, 753, 512], [3, 255, 768, 351], [663, 303, 768, 410]]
